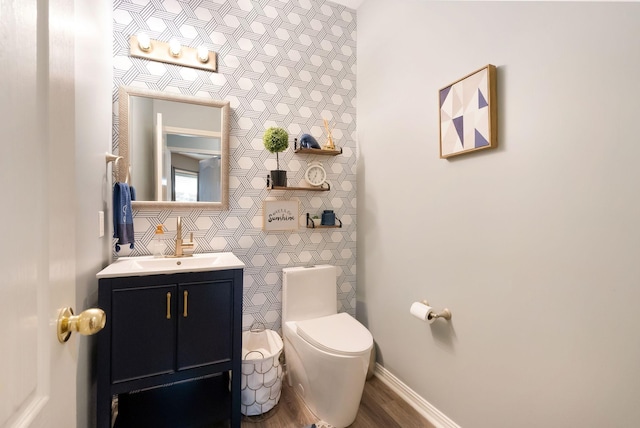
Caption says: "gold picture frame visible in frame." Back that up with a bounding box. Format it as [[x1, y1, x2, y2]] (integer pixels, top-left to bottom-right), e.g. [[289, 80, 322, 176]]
[[439, 64, 497, 158]]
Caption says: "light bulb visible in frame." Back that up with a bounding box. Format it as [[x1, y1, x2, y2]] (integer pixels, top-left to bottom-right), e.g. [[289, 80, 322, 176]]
[[169, 39, 181, 57], [197, 45, 209, 63], [137, 33, 151, 52]]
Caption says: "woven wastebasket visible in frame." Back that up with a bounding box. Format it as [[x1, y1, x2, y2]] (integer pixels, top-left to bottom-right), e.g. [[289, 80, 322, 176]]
[[240, 325, 284, 416]]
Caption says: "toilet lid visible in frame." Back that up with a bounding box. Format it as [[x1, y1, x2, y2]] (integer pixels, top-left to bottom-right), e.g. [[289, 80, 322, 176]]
[[296, 313, 373, 356]]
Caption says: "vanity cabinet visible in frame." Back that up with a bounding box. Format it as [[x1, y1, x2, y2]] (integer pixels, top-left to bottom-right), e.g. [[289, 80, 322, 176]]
[[97, 268, 243, 428]]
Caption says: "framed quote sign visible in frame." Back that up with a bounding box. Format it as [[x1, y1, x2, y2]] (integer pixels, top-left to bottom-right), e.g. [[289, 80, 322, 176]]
[[263, 200, 299, 231], [439, 64, 497, 158]]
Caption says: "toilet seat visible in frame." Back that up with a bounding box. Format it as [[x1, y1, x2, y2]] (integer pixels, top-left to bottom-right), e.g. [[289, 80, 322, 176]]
[[295, 313, 373, 356]]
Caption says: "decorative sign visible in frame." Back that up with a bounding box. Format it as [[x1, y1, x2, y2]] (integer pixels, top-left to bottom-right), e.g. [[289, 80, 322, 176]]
[[263, 200, 299, 231]]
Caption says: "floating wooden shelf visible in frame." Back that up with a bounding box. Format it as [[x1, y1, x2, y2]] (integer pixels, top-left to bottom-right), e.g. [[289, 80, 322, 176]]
[[307, 223, 341, 229], [294, 147, 342, 156], [306, 213, 342, 228], [293, 139, 343, 156], [267, 185, 329, 191], [266, 175, 330, 191]]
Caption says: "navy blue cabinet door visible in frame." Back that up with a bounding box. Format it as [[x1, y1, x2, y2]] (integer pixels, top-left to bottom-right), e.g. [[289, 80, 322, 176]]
[[111, 284, 177, 383], [177, 280, 233, 370]]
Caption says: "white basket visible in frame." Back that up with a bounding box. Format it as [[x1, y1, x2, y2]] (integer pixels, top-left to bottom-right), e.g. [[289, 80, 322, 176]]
[[240, 327, 284, 416]]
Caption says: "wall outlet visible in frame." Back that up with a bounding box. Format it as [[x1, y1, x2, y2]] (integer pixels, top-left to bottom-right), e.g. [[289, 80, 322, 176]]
[[99, 211, 104, 238]]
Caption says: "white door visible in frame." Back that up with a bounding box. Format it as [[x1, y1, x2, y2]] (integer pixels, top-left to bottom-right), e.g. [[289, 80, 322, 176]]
[[0, 1, 77, 427]]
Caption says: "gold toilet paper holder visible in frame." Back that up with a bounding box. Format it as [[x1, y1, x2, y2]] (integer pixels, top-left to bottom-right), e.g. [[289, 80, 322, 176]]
[[422, 300, 452, 321]]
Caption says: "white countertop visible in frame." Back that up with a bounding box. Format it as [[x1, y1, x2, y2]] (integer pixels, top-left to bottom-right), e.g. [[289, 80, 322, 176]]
[[96, 252, 245, 279]]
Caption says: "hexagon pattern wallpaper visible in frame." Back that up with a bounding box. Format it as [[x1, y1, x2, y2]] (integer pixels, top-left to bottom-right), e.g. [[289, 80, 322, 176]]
[[112, 0, 357, 333]]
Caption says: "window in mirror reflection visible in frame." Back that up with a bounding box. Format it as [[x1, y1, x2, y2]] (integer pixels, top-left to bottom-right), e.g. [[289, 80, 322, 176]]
[[173, 168, 198, 202]]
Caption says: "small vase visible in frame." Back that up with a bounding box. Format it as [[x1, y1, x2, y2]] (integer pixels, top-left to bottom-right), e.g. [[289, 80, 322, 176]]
[[321, 210, 335, 226], [270, 170, 287, 187]]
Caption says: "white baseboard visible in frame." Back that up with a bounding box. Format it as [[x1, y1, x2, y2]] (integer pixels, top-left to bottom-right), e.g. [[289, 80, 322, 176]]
[[374, 363, 461, 428]]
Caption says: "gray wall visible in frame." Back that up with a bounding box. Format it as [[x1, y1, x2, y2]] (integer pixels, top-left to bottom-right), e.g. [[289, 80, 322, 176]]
[[357, 1, 640, 427]]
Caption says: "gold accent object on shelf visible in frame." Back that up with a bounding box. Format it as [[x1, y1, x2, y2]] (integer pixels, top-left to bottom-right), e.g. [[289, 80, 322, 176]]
[[322, 118, 335, 150]]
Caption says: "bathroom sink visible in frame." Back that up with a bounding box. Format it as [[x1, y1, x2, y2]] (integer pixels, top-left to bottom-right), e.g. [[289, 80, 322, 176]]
[[96, 252, 244, 278], [134, 256, 218, 271]]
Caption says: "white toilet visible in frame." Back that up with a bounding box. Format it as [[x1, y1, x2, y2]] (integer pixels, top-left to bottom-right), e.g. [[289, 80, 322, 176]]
[[282, 265, 373, 428]]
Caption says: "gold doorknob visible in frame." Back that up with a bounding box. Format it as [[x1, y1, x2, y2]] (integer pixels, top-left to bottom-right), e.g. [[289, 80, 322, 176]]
[[57, 307, 106, 343]]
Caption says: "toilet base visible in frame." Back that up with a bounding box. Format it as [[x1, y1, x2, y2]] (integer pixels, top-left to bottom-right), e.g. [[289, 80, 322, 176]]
[[283, 326, 371, 428]]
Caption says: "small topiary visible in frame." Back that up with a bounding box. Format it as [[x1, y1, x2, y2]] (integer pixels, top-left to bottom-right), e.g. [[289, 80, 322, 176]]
[[263, 127, 289, 170]]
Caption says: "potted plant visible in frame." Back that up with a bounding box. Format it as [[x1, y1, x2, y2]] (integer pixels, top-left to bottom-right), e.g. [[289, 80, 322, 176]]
[[263, 127, 289, 187], [311, 215, 321, 228]]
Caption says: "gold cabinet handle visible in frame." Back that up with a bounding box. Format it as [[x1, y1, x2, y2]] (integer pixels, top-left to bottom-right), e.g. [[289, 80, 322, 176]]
[[183, 290, 188, 317], [166, 292, 171, 319], [57, 307, 106, 343]]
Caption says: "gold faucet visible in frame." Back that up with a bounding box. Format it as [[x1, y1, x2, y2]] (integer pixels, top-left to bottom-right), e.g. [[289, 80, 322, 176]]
[[173, 216, 194, 257]]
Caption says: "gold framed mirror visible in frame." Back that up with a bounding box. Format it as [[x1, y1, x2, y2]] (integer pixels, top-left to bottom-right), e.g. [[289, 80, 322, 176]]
[[118, 86, 230, 209]]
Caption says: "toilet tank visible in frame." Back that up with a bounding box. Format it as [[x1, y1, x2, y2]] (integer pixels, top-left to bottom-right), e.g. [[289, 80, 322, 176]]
[[283, 265, 337, 323]]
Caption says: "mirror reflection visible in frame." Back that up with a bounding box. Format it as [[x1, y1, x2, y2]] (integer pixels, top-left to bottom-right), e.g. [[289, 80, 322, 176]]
[[119, 86, 230, 209]]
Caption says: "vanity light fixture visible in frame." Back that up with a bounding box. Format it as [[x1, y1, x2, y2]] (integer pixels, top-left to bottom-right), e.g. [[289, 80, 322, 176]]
[[197, 45, 209, 63], [129, 35, 217, 72], [137, 33, 151, 52], [168, 39, 182, 57]]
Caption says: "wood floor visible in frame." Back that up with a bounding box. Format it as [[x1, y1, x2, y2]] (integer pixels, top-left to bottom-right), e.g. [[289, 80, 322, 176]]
[[241, 375, 435, 428]]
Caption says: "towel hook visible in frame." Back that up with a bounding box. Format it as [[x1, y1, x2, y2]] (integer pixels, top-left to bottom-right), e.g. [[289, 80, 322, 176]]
[[105, 153, 129, 184], [105, 153, 122, 165]]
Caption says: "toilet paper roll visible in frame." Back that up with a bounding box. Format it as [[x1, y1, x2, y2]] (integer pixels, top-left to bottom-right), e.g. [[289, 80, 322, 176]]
[[410, 301, 436, 324]]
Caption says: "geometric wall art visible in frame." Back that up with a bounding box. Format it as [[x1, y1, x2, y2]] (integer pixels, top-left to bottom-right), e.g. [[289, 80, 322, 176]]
[[439, 64, 497, 158]]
